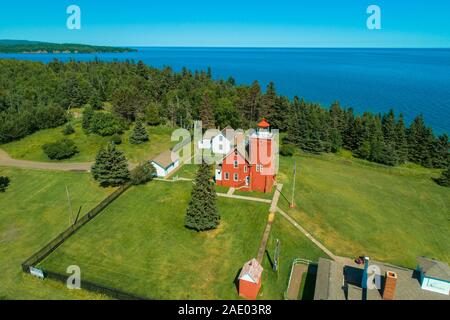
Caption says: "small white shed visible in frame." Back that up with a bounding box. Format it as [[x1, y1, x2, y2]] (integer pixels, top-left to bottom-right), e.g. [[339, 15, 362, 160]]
[[150, 150, 180, 178]]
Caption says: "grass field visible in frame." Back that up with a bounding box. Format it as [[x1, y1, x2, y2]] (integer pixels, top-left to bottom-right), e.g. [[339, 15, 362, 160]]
[[0, 167, 112, 299], [276, 152, 450, 267], [38, 179, 327, 299], [1, 119, 175, 163]]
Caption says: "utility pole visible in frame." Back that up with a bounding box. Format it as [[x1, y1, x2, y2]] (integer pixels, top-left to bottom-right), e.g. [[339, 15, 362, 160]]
[[290, 160, 297, 208], [66, 185, 73, 226]]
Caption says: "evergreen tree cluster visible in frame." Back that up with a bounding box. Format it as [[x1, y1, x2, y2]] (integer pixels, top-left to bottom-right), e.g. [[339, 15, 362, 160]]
[[285, 99, 449, 168], [0, 59, 448, 169], [185, 163, 220, 231], [91, 143, 130, 187]]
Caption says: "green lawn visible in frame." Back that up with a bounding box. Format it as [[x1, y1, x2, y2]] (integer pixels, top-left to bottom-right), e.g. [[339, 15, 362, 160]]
[[1, 120, 175, 163], [38, 179, 326, 299], [0, 167, 113, 299], [276, 152, 450, 267]]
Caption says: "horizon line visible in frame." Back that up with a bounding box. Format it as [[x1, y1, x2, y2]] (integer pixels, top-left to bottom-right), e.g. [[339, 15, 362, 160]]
[[2, 39, 450, 50]]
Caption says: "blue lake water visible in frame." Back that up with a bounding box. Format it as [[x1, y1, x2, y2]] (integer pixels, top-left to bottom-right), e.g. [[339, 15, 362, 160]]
[[1, 47, 449, 134]]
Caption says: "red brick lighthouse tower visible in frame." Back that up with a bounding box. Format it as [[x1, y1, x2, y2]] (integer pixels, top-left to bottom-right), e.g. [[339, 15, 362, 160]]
[[249, 118, 276, 193]]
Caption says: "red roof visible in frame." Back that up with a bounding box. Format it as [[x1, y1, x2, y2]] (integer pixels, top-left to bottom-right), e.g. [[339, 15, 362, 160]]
[[239, 258, 263, 283], [257, 118, 270, 128]]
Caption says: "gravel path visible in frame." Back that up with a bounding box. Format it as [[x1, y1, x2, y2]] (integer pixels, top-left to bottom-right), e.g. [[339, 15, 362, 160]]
[[0, 148, 136, 172]]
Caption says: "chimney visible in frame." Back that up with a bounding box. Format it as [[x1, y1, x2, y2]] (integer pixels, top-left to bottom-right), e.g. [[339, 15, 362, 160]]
[[383, 271, 398, 300], [361, 257, 370, 289]]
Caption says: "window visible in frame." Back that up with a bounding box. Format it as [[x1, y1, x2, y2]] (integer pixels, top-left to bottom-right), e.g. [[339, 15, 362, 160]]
[[233, 173, 239, 181], [225, 172, 229, 180], [219, 144, 223, 151], [234, 160, 238, 168], [244, 166, 248, 173], [246, 176, 250, 186], [256, 164, 260, 172], [219, 135, 223, 141]]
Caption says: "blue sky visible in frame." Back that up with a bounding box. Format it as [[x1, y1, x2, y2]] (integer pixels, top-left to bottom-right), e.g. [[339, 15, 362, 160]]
[[0, 0, 449, 47]]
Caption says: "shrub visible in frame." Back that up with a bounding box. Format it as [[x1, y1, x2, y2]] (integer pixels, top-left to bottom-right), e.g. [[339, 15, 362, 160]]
[[131, 162, 156, 185], [89, 112, 128, 136], [42, 139, 79, 160], [62, 123, 75, 135], [0, 176, 10, 192], [110, 134, 123, 145], [280, 144, 295, 157], [435, 165, 450, 187]]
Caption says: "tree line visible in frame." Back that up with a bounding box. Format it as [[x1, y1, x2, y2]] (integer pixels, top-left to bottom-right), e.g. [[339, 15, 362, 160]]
[[0, 59, 448, 170]]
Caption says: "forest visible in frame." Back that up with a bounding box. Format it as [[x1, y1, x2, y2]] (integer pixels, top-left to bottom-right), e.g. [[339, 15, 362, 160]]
[[0, 58, 448, 170]]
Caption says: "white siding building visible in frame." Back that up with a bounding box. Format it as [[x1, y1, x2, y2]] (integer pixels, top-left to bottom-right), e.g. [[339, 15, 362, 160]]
[[150, 150, 180, 178]]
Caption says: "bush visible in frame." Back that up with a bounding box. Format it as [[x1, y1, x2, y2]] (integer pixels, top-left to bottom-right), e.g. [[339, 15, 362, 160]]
[[0, 176, 10, 192], [131, 162, 156, 185], [110, 134, 123, 145], [435, 165, 450, 187], [280, 144, 295, 157], [42, 139, 79, 160], [62, 123, 75, 135], [89, 112, 128, 136]]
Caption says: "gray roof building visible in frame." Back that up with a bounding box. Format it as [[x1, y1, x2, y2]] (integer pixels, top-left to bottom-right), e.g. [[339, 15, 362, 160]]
[[416, 257, 450, 281], [314, 258, 450, 300]]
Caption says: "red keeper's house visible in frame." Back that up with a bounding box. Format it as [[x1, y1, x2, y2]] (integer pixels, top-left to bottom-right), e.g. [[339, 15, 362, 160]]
[[215, 119, 276, 193]]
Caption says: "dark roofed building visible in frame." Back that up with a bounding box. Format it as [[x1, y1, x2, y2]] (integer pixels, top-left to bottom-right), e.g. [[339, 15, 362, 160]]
[[314, 257, 450, 300]]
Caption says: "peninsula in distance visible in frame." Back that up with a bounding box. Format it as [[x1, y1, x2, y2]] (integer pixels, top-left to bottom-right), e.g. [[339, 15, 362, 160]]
[[0, 40, 136, 54]]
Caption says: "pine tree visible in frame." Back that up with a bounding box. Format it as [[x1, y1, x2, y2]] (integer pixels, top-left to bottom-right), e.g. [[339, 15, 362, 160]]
[[137, 60, 148, 79], [284, 97, 307, 147], [89, 90, 103, 110], [242, 81, 261, 125], [200, 92, 215, 129], [145, 102, 160, 126], [185, 163, 219, 231], [431, 134, 449, 169], [368, 115, 385, 163], [82, 105, 94, 132], [436, 164, 450, 187], [407, 115, 434, 167], [129, 119, 149, 144], [382, 110, 397, 145], [395, 114, 409, 164], [381, 110, 399, 165], [91, 142, 130, 187]]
